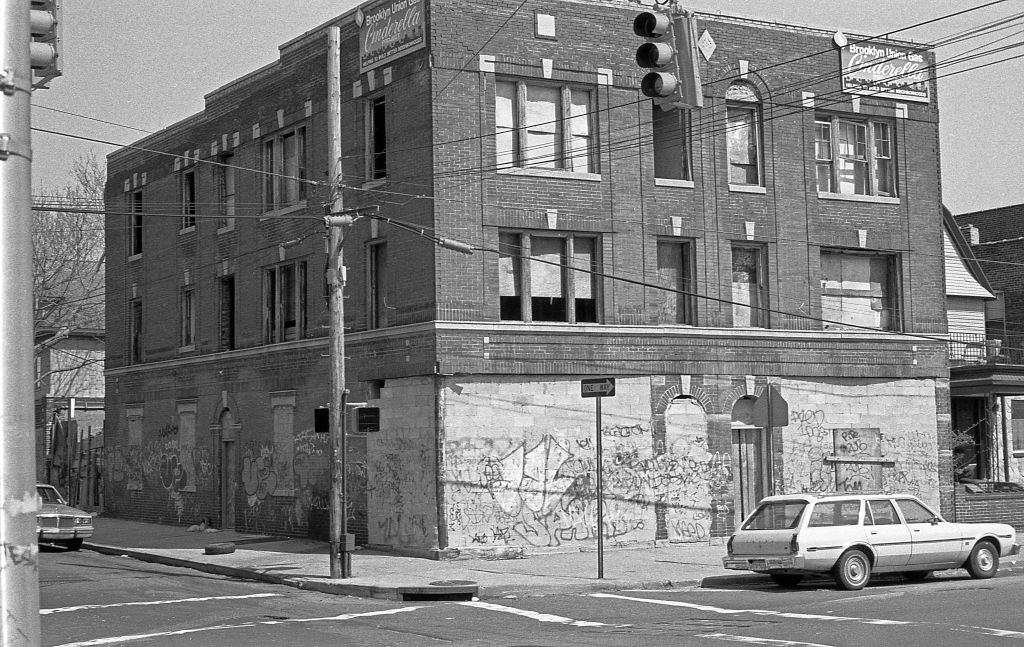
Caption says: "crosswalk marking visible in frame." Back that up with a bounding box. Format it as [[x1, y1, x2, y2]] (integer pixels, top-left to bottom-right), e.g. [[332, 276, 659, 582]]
[[41, 592, 282, 615], [591, 593, 909, 626], [697, 633, 836, 646], [51, 606, 425, 647], [459, 600, 620, 627]]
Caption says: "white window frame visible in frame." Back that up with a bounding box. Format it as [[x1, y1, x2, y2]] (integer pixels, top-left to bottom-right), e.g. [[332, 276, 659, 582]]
[[815, 114, 898, 199], [495, 78, 598, 177], [726, 83, 764, 188]]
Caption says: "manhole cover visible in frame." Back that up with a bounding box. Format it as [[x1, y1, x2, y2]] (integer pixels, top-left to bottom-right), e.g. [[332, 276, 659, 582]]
[[429, 580, 477, 586]]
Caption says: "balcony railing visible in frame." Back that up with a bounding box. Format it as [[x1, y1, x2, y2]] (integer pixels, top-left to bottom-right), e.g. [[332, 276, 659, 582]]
[[948, 333, 1024, 365]]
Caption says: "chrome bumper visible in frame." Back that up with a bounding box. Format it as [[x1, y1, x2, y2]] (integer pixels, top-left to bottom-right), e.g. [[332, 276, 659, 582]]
[[723, 555, 805, 571]]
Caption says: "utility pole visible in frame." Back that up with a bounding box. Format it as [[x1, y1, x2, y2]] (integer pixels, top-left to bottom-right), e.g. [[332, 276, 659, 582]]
[[325, 25, 354, 579], [1, 1, 46, 645]]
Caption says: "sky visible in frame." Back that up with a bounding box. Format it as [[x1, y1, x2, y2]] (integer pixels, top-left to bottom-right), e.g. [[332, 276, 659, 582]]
[[30, 0, 1024, 215]]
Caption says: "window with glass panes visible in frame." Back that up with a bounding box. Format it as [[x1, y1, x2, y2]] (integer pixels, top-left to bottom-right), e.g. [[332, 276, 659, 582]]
[[815, 115, 896, 197]]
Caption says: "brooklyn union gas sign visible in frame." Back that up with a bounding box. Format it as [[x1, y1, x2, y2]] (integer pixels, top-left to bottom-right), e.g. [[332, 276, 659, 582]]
[[840, 41, 930, 103], [356, 0, 426, 73]]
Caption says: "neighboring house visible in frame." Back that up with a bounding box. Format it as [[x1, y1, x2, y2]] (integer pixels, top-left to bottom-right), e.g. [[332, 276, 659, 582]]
[[35, 327, 105, 509], [104, 0, 951, 554], [951, 204, 1024, 486]]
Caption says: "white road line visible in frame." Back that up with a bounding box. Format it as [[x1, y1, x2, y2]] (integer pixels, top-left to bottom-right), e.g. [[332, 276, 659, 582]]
[[51, 606, 425, 647], [459, 600, 619, 627], [590, 593, 909, 626], [697, 633, 836, 646], [41, 592, 282, 615], [592, 593, 1024, 639]]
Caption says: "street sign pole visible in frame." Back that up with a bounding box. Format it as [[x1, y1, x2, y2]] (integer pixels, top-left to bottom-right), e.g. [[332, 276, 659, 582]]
[[595, 394, 604, 579], [581, 377, 614, 579]]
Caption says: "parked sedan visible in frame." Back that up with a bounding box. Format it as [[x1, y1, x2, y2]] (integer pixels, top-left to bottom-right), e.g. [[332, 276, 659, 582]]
[[723, 492, 1020, 590], [37, 484, 93, 551]]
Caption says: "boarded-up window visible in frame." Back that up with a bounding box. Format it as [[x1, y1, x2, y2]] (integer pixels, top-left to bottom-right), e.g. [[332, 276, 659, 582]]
[[656, 240, 695, 324], [732, 246, 766, 327], [821, 251, 898, 331]]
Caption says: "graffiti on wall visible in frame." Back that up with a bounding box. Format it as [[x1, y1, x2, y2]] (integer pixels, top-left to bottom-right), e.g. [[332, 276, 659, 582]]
[[781, 407, 938, 500], [367, 434, 436, 548], [442, 417, 729, 548], [105, 440, 214, 522], [239, 429, 330, 535]]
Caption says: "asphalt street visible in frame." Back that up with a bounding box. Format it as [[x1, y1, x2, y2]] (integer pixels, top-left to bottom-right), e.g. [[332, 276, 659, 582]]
[[41, 546, 1024, 647]]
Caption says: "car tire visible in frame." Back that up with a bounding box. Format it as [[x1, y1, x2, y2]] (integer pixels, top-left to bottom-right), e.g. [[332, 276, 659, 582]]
[[770, 573, 804, 588], [834, 549, 871, 590], [965, 541, 999, 579], [903, 570, 931, 582], [64, 538, 83, 552]]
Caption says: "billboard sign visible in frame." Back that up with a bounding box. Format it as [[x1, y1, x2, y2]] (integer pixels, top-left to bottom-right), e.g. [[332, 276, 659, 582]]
[[356, 0, 426, 73], [840, 42, 930, 103]]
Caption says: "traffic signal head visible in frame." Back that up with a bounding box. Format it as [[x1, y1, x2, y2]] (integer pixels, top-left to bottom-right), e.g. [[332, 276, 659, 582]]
[[30, 0, 62, 89], [632, 9, 703, 110]]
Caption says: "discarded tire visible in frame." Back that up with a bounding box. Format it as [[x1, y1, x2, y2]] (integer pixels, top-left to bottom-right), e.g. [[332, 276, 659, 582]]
[[204, 542, 236, 555]]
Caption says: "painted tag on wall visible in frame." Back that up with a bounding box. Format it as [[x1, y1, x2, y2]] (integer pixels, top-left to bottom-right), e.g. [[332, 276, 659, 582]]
[[356, 0, 426, 73], [840, 42, 930, 103]]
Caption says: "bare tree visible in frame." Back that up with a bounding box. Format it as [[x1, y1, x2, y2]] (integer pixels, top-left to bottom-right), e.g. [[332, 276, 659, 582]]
[[33, 153, 106, 393]]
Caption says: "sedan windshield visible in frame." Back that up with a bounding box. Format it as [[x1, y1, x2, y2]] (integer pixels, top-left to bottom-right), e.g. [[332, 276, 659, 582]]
[[742, 501, 807, 530], [37, 486, 64, 504]]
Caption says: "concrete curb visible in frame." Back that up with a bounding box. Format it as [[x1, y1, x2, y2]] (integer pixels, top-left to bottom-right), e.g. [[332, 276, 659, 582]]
[[83, 543, 477, 601]]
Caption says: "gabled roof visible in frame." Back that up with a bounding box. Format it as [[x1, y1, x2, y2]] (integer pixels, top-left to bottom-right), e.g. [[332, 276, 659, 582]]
[[943, 206, 995, 297]]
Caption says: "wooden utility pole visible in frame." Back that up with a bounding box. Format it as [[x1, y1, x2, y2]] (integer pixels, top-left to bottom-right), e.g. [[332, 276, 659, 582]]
[[325, 25, 353, 579], [0, 0, 44, 644]]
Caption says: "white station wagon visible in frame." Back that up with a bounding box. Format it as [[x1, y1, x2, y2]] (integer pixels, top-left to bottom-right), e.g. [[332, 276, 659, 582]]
[[723, 492, 1020, 590]]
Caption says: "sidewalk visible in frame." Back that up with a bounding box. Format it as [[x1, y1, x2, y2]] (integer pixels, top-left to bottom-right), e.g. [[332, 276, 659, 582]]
[[81, 517, 1024, 601], [82, 516, 744, 600]]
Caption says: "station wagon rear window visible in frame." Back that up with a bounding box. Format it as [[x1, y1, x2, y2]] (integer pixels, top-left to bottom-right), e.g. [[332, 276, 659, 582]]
[[808, 500, 862, 527], [742, 501, 806, 530]]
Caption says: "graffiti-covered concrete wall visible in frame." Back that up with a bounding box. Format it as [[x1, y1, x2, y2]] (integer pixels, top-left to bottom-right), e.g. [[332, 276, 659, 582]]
[[777, 377, 940, 509], [441, 376, 730, 550], [366, 376, 440, 550], [433, 374, 943, 552]]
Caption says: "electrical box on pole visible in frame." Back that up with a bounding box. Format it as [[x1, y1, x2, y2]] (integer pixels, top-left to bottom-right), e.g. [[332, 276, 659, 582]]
[[633, 8, 703, 110], [29, 0, 61, 89]]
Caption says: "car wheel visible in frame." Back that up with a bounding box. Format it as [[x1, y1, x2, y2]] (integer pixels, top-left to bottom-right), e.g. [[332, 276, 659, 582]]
[[770, 573, 804, 588], [64, 538, 83, 552], [834, 549, 871, 590], [903, 570, 931, 582], [965, 541, 999, 579]]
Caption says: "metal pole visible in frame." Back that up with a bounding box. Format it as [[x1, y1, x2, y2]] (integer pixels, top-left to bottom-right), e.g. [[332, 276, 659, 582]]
[[326, 25, 351, 578], [595, 396, 604, 579], [0, 0, 43, 643]]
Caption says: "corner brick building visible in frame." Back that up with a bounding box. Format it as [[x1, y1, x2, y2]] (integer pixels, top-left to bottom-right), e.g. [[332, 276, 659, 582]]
[[104, 0, 951, 553]]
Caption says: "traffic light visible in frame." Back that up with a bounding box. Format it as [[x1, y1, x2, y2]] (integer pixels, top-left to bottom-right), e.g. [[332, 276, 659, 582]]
[[29, 0, 62, 89], [633, 9, 703, 109]]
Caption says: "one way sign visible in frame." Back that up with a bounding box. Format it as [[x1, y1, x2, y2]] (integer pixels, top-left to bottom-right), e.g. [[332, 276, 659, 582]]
[[581, 377, 616, 398]]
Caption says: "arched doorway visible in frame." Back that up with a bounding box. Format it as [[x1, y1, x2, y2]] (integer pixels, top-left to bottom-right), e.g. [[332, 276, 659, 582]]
[[732, 396, 771, 519], [663, 395, 712, 542]]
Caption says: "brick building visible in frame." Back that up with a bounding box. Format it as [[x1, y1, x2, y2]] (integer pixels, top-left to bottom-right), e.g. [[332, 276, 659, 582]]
[[104, 0, 951, 554]]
